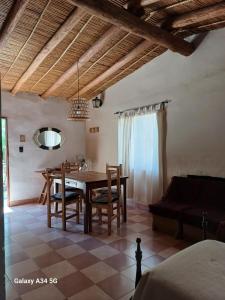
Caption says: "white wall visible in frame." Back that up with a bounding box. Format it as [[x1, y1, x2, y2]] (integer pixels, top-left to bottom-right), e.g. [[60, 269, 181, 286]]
[[86, 28, 225, 181], [2, 92, 86, 202]]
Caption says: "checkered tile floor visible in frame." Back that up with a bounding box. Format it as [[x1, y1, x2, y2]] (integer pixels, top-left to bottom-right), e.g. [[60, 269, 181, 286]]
[[5, 203, 190, 300]]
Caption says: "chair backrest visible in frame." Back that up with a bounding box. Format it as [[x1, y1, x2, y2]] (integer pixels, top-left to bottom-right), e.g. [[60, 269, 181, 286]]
[[106, 164, 121, 202], [106, 163, 122, 176], [61, 161, 79, 173]]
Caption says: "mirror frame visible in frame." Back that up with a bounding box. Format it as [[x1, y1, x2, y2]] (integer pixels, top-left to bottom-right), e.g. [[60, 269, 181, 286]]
[[33, 127, 64, 150]]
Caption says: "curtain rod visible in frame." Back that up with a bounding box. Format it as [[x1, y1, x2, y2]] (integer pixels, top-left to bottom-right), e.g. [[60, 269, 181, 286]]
[[114, 100, 171, 115]]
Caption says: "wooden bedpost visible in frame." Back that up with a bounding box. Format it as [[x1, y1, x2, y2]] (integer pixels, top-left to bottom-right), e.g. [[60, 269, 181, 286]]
[[135, 237, 142, 288], [202, 210, 208, 240]]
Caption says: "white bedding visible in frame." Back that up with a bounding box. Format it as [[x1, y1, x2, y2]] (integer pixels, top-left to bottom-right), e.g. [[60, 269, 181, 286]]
[[133, 240, 225, 300]]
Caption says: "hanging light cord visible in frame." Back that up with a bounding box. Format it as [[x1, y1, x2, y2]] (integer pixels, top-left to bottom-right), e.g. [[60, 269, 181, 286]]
[[77, 60, 80, 101]]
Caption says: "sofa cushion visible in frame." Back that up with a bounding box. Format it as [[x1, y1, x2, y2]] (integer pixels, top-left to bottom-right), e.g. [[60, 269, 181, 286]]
[[198, 180, 225, 208], [162, 176, 201, 204], [149, 201, 191, 219]]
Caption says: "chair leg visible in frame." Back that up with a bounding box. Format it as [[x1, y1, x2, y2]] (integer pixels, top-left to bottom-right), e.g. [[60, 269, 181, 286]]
[[108, 206, 112, 235], [76, 200, 80, 224], [80, 198, 83, 212], [62, 204, 66, 231], [89, 205, 92, 233], [47, 203, 51, 228], [54, 202, 58, 215], [117, 202, 120, 229], [98, 208, 102, 225]]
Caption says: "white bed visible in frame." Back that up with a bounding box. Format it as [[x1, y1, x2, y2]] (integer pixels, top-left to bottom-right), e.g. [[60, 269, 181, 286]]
[[133, 240, 225, 300]]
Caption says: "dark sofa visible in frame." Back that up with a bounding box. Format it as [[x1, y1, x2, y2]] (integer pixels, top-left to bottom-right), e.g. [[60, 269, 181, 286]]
[[149, 175, 225, 241]]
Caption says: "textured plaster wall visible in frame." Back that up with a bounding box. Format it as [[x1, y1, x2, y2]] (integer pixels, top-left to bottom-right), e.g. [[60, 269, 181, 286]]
[[2, 92, 85, 202], [86, 28, 225, 181]]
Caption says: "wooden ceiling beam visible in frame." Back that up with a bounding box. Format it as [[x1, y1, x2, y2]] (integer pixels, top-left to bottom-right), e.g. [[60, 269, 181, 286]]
[[11, 7, 85, 95], [41, 25, 121, 99], [69, 40, 152, 100], [65, 0, 195, 56], [170, 2, 225, 29], [0, 0, 29, 50], [141, 0, 159, 6]]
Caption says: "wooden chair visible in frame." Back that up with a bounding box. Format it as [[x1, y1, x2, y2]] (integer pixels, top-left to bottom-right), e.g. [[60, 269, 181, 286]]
[[93, 164, 123, 216], [46, 168, 81, 231], [61, 161, 84, 211], [89, 165, 121, 235]]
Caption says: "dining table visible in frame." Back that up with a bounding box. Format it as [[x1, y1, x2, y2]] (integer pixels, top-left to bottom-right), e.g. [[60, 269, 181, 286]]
[[53, 171, 128, 233]]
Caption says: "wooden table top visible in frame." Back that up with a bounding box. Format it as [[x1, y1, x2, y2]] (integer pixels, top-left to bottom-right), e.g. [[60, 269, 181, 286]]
[[65, 171, 128, 183]]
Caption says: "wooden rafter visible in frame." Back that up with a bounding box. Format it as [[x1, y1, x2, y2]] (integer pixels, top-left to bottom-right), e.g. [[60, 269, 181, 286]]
[[31, 15, 94, 93], [171, 2, 225, 29], [41, 25, 121, 99], [141, 0, 158, 6], [3, 0, 52, 80], [69, 40, 152, 99], [11, 7, 85, 95], [65, 0, 195, 56], [86, 45, 163, 99], [0, 0, 29, 50], [42, 0, 196, 99]]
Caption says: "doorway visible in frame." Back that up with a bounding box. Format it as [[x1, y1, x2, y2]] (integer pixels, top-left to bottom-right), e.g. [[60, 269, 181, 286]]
[[1, 117, 10, 208]]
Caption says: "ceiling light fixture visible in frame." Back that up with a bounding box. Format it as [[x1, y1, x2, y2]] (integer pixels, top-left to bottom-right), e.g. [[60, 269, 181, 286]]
[[67, 61, 89, 121]]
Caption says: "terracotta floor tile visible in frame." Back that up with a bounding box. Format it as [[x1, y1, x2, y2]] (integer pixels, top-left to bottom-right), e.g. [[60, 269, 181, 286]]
[[124, 244, 155, 260], [12, 270, 47, 295], [69, 252, 99, 270], [126, 223, 150, 233], [81, 262, 118, 283], [142, 255, 165, 268], [77, 238, 105, 251], [5, 251, 29, 266], [39, 231, 64, 242], [98, 274, 134, 300], [67, 232, 91, 243], [121, 264, 149, 282], [68, 285, 113, 300], [42, 260, 76, 279], [57, 271, 93, 297], [20, 284, 65, 300], [118, 290, 135, 300], [90, 245, 119, 260], [6, 259, 39, 281], [4, 203, 191, 300], [158, 246, 180, 258], [5, 275, 19, 300], [142, 239, 171, 253], [56, 244, 86, 259], [48, 237, 74, 250], [109, 239, 136, 252], [104, 253, 135, 271], [25, 243, 52, 258], [128, 215, 148, 223], [34, 251, 64, 268]]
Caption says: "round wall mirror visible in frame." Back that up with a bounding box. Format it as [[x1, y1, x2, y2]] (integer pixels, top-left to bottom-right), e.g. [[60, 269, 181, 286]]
[[33, 127, 64, 150]]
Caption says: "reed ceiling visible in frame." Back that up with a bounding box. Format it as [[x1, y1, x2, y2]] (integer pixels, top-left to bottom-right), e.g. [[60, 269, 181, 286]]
[[0, 0, 225, 101]]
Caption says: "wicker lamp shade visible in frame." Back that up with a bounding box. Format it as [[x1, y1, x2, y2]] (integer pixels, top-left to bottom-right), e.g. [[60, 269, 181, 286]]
[[67, 99, 89, 121]]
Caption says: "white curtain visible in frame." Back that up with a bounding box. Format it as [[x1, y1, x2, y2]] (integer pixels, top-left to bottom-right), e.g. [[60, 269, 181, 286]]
[[118, 105, 165, 205]]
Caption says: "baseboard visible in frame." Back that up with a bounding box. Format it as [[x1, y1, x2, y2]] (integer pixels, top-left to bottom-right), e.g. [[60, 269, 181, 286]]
[[9, 198, 38, 207]]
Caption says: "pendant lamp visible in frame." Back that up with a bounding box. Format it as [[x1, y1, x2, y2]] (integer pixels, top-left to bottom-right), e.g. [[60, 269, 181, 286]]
[[67, 61, 89, 121]]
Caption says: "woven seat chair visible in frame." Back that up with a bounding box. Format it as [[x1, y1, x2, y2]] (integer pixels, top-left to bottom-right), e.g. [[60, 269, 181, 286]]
[[92, 164, 123, 218], [61, 161, 84, 211], [89, 165, 121, 235], [46, 168, 81, 231]]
